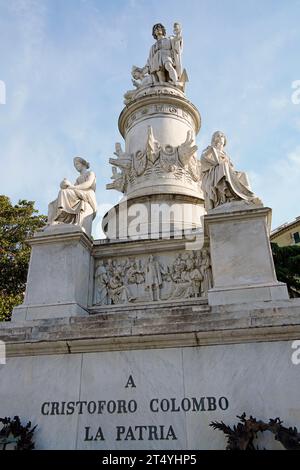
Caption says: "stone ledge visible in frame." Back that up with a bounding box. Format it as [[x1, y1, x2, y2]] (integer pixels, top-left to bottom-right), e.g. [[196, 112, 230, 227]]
[[5, 324, 300, 357], [205, 204, 271, 223], [28, 225, 93, 251], [89, 298, 209, 314], [92, 234, 203, 257]]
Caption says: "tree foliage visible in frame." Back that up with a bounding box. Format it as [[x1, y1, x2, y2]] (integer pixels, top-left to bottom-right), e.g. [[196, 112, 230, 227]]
[[271, 242, 300, 297], [0, 196, 46, 321]]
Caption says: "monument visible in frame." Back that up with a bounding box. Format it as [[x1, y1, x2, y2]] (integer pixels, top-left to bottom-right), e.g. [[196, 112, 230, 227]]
[[0, 22, 300, 450]]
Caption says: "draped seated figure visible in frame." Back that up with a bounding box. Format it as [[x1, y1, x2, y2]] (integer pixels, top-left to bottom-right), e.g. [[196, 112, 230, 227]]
[[201, 131, 261, 211], [47, 156, 97, 236]]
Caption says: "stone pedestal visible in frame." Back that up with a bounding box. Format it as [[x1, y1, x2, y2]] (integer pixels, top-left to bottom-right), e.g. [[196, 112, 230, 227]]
[[12, 225, 93, 321], [205, 201, 289, 306]]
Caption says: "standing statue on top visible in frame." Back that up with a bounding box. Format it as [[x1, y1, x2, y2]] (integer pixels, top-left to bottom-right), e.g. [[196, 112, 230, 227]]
[[201, 131, 262, 210], [123, 22, 188, 104], [145, 22, 186, 86]]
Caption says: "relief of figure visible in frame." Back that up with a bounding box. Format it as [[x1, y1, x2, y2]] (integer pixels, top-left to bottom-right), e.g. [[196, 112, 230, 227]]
[[200, 248, 213, 295], [126, 259, 145, 285], [106, 259, 115, 276], [201, 131, 262, 210], [189, 263, 203, 298], [168, 252, 201, 299], [94, 261, 108, 305], [185, 253, 203, 297], [171, 253, 187, 283], [136, 259, 145, 279], [145, 255, 163, 301], [47, 157, 97, 236], [144, 22, 187, 87]]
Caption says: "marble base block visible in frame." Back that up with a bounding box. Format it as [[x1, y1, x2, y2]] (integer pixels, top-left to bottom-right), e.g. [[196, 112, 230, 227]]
[[205, 202, 289, 306], [12, 224, 93, 321]]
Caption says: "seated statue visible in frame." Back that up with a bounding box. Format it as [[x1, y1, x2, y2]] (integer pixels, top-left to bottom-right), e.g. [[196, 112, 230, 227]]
[[47, 156, 97, 236], [201, 131, 261, 210]]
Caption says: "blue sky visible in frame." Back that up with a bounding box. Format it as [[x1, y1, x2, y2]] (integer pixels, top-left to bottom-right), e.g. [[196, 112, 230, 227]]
[[0, 0, 299, 237]]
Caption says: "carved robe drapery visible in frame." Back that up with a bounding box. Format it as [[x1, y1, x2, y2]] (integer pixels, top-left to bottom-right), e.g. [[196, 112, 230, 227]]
[[147, 35, 182, 81], [48, 172, 97, 225], [145, 259, 162, 288], [201, 146, 256, 210]]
